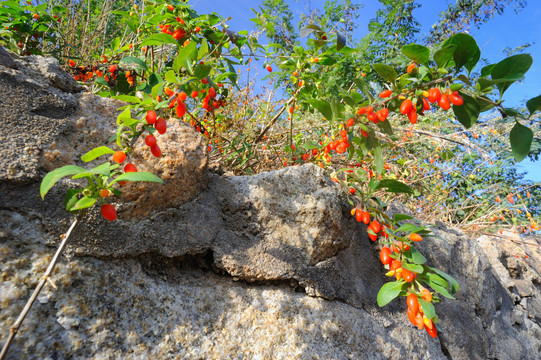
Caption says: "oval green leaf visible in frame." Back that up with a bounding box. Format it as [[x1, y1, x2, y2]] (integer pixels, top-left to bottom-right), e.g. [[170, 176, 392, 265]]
[[443, 33, 480, 73], [491, 54, 533, 96], [433, 44, 456, 69], [141, 33, 177, 46], [377, 281, 406, 307], [81, 146, 115, 163], [308, 98, 333, 120], [40, 165, 87, 200], [526, 94, 541, 117], [418, 299, 436, 319], [401, 44, 430, 65], [374, 179, 414, 194], [119, 56, 148, 70], [70, 196, 97, 211], [110, 171, 164, 184], [373, 63, 397, 83], [452, 92, 480, 129], [509, 121, 533, 162]]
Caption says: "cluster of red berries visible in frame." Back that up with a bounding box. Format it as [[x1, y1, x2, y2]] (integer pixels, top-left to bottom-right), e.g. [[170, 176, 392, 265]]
[[378, 87, 464, 125], [144, 110, 164, 157], [379, 232, 438, 338], [357, 104, 389, 125]]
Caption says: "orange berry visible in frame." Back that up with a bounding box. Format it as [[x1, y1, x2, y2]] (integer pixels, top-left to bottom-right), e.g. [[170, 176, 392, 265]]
[[409, 233, 422, 242], [379, 89, 392, 98], [112, 151, 126, 164], [400, 99, 413, 115], [101, 204, 117, 221], [99, 189, 110, 198]]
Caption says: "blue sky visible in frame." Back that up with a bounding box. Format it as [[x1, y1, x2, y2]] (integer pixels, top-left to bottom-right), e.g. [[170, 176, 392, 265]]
[[192, 0, 540, 181]]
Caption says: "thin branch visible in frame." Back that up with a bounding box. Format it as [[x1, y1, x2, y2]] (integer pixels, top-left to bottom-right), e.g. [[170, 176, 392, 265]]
[[0, 213, 83, 360]]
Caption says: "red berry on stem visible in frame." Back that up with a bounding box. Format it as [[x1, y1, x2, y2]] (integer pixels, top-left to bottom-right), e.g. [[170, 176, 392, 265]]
[[438, 94, 451, 110], [266, 65, 272, 72], [400, 99, 413, 115], [449, 91, 463, 106], [362, 211, 370, 225], [109, 64, 116, 73], [151, 144, 162, 157], [349, 187, 356, 194], [410, 233, 423, 242], [355, 209, 362, 223], [176, 101, 186, 117], [425, 321, 438, 338], [402, 269, 414, 282], [113, 151, 126, 164], [124, 163, 137, 172], [407, 308, 417, 326], [145, 134, 157, 147], [407, 293, 419, 314], [422, 98, 430, 111], [369, 220, 381, 233], [380, 247, 392, 265], [155, 117, 167, 134], [379, 89, 392, 98], [101, 204, 117, 221], [407, 108, 417, 124], [146, 110, 157, 124]]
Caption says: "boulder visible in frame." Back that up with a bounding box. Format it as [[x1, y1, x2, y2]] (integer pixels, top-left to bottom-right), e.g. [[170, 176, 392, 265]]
[[1, 50, 540, 359]]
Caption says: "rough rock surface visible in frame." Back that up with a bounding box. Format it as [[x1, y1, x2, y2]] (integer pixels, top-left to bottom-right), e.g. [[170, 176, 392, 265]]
[[1, 50, 541, 359]]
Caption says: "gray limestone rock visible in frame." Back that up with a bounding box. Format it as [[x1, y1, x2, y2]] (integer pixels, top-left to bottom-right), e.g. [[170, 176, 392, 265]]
[[1, 54, 540, 359]]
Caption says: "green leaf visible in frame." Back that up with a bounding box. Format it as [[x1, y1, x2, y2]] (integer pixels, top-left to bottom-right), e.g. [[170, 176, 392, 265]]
[[110, 171, 164, 184], [173, 40, 197, 73], [64, 188, 82, 212], [491, 54, 533, 96], [509, 121, 533, 162], [410, 247, 427, 265], [70, 196, 97, 211], [373, 142, 384, 174], [394, 214, 414, 222], [194, 64, 211, 79], [336, 32, 346, 51], [374, 179, 414, 194], [81, 146, 115, 162], [141, 33, 177, 46], [377, 281, 406, 307], [401, 44, 430, 65], [352, 78, 374, 103], [119, 56, 148, 70], [418, 299, 436, 320], [427, 266, 459, 294], [165, 70, 178, 83], [111, 95, 141, 103], [197, 38, 209, 61], [300, 24, 322, 38], [302, 141, 319, 150], [502, 108, 524, 118], [480, 64, 495, 77], [526, 94, 541, 117], [426, 273, 456, 299], [377, 119, 393, 136], [373, 63, 397, 83], [395, 223, 426, 234], [433, 44, 456, 69], [443, 33, 480, 73], [453, 92, 480, 129], [308, 98, 333, 120], [72, 162, 113, 179], [40, 165, 86, 200], [403, 263, 424, 273]]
